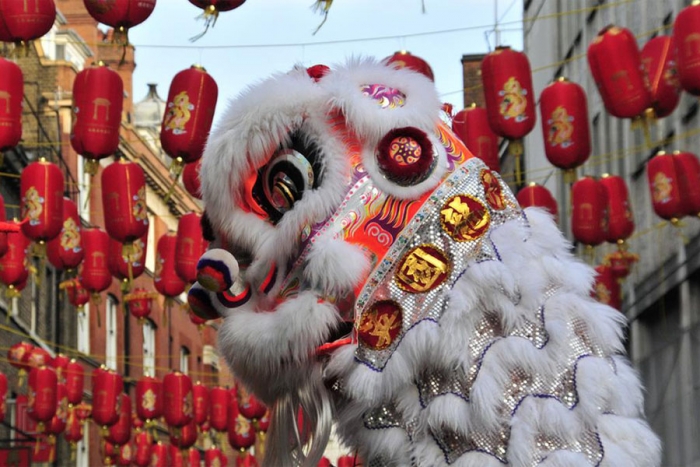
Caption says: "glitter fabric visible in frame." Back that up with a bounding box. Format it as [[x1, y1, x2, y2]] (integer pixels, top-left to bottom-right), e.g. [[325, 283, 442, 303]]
[[360, 84, 407, 109], [363, 402, 403, 430]]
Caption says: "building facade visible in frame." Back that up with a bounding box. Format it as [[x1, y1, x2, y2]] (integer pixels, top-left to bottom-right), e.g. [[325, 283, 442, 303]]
[[518, 1, 700, 466]]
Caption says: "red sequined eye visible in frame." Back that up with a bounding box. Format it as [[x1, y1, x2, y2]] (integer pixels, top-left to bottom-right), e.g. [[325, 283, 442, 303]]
[[376, 127, 435, 186]]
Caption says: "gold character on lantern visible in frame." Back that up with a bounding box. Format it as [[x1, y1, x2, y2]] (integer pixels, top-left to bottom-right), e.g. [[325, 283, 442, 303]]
[[183, 392, 193, 417], [595, 282, 611, 305], [498, 77, 528, 122], [652, 172, 673, 204], [154, 253, 163, 281], [235, 414, 251, 437], [142, 388, 156, 412], [547, 106, 574, 148], [128, 239, 145, 267], [163, 91, 194, 135], [61, 217, 82, 253], [22, 186, 44, 226], [132, 186, 148, 225]]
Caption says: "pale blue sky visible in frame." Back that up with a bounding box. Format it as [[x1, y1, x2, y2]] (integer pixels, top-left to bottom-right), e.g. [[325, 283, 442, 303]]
[[128, 0, 523, 126]]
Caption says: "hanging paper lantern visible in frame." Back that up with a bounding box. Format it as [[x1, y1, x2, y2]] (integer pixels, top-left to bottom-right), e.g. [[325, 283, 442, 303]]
[[75, 401, 92, 420], [673, 151, 700, 217], [571, 176, 608, 247], [587, 25, 652, 119], [51, 354, 70, 383], [600, 174, 634, 245], [236, 383, 265, 420], [92, 367, 123, 428], [163, 371, 193, 428], [101, 159, 149, 243], [136, 376, 163, 423], [193, 381, 209, 426], [382, 50, 435, 81], [108, 233, 147, 285], [0, 196, 7, 258], [227, 395, 255, 451], [80, 228, 112, 296], [161, 65, 218, 179], [65, 359, 84, 405], [155, 232, 186, 299], [134, 430, 153, 467], [83, 0, 156, 43], [451, 104, 500, 172], [117, 442, 133, 466], [20, 159, 64, 244], [593, 265, 622, 311], [188, 1, 247, 39], [27, 366, 58, 428], [674, 1, 700, 95], [603, 250, 639, 280], [150, 442, 168, 467], [0, 373, 6, 421], [0, 0, 56, 45], [71, 63, 124, 174], [169, 444, 185, 467], [539, 77, 591, 177], [182, 160, 203, 199], [515, 183, 558, 221], [646, 151, 687, 222], [176, 212, 207, 284], [641, 36, 681, 118], [125, 288, 157, 323], [0, 58, 23, 155], [47, 383, 69, 435], [27, 346, 53, 369], [60, 278, 91, 312], [187, 448, 202, 467], [64, 406, 84, 448], [106, 393, 132, 446], [0, 227, 29, 296], [8, 341, 34, 374], [481, 46, 536, 184], [170, 419, 198, 449], [47, 198, 83, 271], [236, 452, 258, 467], [209, 386, 229, 432], [205, 447, 224, 467], [102, 440, 118, 466]]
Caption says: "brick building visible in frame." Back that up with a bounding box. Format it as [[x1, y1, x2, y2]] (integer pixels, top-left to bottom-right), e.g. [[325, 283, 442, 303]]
[[0, 1, 224, 465]]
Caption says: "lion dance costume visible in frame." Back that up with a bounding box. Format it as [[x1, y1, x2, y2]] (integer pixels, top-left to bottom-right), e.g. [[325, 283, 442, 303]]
[[189, 59, 661, 467]]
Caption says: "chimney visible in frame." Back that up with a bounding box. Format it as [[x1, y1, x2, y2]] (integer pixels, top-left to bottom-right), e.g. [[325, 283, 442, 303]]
[[461, 54, 486, 108]]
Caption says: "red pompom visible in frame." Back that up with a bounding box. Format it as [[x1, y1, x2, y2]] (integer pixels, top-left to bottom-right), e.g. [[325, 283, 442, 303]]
[[306, 64, 330, 82], [376, 127, 434, 186]]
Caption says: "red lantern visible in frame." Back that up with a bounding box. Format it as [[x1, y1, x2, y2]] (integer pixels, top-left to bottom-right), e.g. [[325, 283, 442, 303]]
[[227, 395, 255, 451], [647, 151, 687, 222], [188, 0, 247, 36], [451, 105, 500, 172], [83, 0, 156, 40], [47, 383, 68, 435], [193, 381, 209, 426], [209, 386, 229, 432], [136, 376, 163, 423], [155, 232, 186, 298], [673, 151, 700, 217], [0, 372, 7, 421], [108, 233, 147, 283], [106, 393, 132, 446], [176, 212, 207, 284], [47, 198, 83, 271], [187, 448, 202, 467], [27, 366, 58, 427], [102, 440, 118, 465], [161, 65, 218, 172], [516, 183, 558, 221], [539, 77, 591, 173], [0, 58, 23, 152], [236, 452, 258, 467], [8, 341, 33, 374], [117, 442, 133, 466], [205, 447, 224, 467], [593, 265, 622, 311], [80, 228, 112, 295], [587, 25, 652, 119], [125, 288, 157, 322], [27, 346, 53, 369], [150, 442, 168, 467], [183, 160, 202, 199], [0, 0, 56, 44], [71, 63, 124, 172], [571, 176, 608, 247], [170, 419, 198, 449], [0, 196, 7, 258], [163, 371, 193, 428], [65, 359, 84, 405], [134, 430, 153, 467], [600, 174, 634, 245], [20, 159, 64, 243], [236, 383, 265, 420], [64, 406, 84, 447], [603, 250, 639, 280], [74, 401, 92, 420], [0, 227, 29, 295], [169, 444, 185, 467], [92, 367, 123, 428], [60, 278, 91, 312], [51, 354, 70, 383], [641, 36, 681, 118], [102, 159, 149, 243], [674, 1, 700, 95], [382, 50, 435, 81]]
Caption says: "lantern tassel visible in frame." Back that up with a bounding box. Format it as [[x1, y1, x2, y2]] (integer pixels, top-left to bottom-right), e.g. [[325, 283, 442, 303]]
[[311, 0, 332, 35], [92, 293, 102, 327], [190, 6, 220, 42], [163, 158, 185, 204], [508, 139, 524, 186], [82, 160, 99, 210]]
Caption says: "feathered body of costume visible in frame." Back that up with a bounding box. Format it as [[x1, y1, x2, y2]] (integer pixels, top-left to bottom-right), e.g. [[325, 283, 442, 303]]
[[189, 59, 661, 467]]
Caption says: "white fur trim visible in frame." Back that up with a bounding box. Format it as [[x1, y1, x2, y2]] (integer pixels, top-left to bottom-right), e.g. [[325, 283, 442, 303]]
[[303, 234, 370, 296]]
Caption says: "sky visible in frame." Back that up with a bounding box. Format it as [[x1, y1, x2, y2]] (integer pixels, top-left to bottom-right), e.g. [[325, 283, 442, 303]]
[[128, 0, 523, 126]]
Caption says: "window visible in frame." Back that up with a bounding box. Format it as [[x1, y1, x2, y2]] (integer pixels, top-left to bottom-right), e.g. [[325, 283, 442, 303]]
[[105, 295, 118, 370], [146, 211, 156, 273], [76, 423, 89, 467], [180, 347, 190, 375], [77, 302, 90, 354], [77, 156, 90, 222], [143, 320, 156, 377]]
